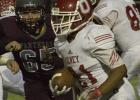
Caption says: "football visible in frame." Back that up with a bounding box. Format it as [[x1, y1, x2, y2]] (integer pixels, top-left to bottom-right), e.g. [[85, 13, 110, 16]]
[[51, 68, 75, 91]]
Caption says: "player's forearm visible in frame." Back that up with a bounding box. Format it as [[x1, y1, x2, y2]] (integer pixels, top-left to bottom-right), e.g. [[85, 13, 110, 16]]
[[98, 64, 127, 95]]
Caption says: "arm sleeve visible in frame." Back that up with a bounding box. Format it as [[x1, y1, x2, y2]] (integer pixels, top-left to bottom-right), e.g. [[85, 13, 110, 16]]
[[88, 26, 124, 69], [101, 11, 118, 29], [0, 23, 13, 54], [93, 48, 124, 69], [94, 2, 118, 28]]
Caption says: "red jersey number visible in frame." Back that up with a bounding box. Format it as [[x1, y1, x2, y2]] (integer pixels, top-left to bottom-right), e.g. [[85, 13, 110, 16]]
[[126, 5, 140, 31]]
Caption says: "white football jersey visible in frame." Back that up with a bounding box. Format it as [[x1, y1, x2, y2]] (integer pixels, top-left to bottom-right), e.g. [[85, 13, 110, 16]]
[[124, 0, 135, 3], [94, 0, 140, 52], [55, 22, 124, 89]]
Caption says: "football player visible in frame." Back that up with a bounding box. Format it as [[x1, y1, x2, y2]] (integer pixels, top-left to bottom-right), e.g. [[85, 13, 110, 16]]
[[0, 0, 71, 100], [49, 0, 136, 100], [93, 0, 140, 97], [0, 0, 24, 100]]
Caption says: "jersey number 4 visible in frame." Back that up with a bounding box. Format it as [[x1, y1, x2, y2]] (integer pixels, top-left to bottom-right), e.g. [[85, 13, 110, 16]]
[[126, 4, 140, 31]]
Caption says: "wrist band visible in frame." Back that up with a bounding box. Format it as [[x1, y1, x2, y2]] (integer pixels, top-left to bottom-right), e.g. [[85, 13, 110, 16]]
[[92, 88, 102, 97]]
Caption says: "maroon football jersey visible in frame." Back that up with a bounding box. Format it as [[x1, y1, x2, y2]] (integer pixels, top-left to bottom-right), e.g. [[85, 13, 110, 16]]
[[0, 16, 64, 81]]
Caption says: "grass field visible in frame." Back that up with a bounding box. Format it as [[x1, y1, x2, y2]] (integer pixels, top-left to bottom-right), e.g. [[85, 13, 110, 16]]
[[8, 92, 24, 100], [7, 76, 140, 100], [130, 76, 140, 100]]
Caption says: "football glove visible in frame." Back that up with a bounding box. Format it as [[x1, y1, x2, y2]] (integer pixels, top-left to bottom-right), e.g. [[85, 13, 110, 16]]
[[5, 41, 22, 51]]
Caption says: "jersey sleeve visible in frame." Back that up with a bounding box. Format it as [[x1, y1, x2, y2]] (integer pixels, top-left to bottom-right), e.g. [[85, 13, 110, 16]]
[[101, 11, 118, 29], [88, 25, 124, 69], [92, 48, 124, 69], [0, 22, 13, 54], [94, 0, 118, 18], [94, 1, 118, 28]]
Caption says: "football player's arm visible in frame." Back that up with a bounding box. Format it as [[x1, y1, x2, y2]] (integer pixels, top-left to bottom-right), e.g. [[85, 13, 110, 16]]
[[0, 24, 13, 53], [0, 22, 22, 52], [95, 3, 118, 29], [99, 64, 126, 94], [101, 11, 118, 29], [89, 48, 127, 99]]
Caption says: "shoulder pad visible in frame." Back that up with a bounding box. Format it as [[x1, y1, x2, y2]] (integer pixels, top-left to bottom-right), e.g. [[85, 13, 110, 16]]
[[94, 0, 118, 18]]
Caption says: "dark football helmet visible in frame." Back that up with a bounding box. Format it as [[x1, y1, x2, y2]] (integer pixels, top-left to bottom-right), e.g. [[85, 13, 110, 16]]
[[51, 0, 93, 36], [15, 0, 46, 35]]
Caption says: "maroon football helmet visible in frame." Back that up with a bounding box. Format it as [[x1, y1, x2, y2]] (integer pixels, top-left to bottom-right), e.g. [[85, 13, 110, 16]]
[[51, 0, 93, 36], [0, 0, 15, 17]]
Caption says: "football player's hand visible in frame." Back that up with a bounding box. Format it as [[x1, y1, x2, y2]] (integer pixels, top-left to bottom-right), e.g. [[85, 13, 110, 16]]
[[87, 92, 100, 100], [49, 77, 71, 96], [6, 59, 20, 74], [79, 89, 102, 100], [5, 41, 22, 51]]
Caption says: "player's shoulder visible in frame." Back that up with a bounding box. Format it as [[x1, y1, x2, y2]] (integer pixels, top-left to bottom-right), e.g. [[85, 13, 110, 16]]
[[95, 0, 116, 10], [85, 22, 115, 49], [0, 16, 17, 32], [0, 16, 16, 24], [94, 0, 118, 16], [86, 22, 113, 37], [0, 16, 22, 38]]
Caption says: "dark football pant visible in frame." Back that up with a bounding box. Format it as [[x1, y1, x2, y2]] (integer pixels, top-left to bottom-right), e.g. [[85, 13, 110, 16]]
[[24, 80, 73, 100], [24, 80, 54, 100]]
